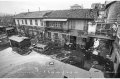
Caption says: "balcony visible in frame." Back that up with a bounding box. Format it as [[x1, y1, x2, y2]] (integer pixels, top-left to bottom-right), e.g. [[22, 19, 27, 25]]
[[87, 23, 117, 40], [45, 26, 70, 33], [96, 18, 105, 23]]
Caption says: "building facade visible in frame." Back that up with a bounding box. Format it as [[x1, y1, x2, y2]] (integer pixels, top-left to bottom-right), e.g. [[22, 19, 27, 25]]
[[14, 11, 51, 44], [14, 8, 97, 46], [13, 2, 120, 78], [104, 1, 120, 77], [43, 9, 97, 46]]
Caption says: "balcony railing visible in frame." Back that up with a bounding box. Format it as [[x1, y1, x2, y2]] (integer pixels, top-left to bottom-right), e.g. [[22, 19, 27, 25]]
[[46, 26, 62, 29], [45, 26, 71, 32], [87, 23, 117, 39]]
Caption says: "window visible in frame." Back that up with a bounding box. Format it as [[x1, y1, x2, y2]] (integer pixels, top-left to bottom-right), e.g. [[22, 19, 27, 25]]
[[70, 20, 75, 29], [41, 21, 43, 26], [49, 22, 54, 27], [49, 22, 62, 28], [40, 32, 43, 38], [114, 56, 117, 63], [62, 34, 66, 39], [25, 19, 27, 25], [17, 20, 20, 25], [30, 19, 32, 25], [48, 32, 51, 38], [22, 20, 24, 24], [35, 19, 38, 25], [54, 33, 58, 39]]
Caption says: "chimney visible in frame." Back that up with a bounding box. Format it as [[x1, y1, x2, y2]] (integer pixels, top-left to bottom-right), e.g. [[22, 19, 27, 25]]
[[39, 7, 40, 11], [28, 9, 30, 12]]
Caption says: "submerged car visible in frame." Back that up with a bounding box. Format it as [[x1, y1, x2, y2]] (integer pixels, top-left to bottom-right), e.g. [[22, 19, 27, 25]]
[[32, 44, 49, 53]]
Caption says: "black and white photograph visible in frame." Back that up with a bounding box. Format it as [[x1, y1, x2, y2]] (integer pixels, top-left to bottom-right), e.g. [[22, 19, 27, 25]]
[[0, 0, 120, 78]]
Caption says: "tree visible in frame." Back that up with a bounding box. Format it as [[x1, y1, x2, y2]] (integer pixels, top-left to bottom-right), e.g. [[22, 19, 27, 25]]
[[0, 15, 15, 26]]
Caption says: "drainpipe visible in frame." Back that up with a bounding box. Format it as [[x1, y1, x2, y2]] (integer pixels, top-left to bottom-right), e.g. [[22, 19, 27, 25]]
[[68, 20, 70, 43], [43, 31, 45, 43]]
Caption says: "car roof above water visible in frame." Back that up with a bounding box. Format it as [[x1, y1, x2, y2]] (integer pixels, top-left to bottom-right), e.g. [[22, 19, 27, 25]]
[[35, 44, 47, 48]]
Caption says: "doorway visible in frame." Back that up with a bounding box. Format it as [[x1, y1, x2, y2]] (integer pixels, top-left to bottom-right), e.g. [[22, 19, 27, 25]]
[[85, 37, 94, 50], [70, 36, 76, 44], [70, 36, 76, 50]]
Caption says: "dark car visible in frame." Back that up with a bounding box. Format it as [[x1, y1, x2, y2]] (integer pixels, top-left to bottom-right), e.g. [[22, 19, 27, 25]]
[[64, 42, 76, 50]]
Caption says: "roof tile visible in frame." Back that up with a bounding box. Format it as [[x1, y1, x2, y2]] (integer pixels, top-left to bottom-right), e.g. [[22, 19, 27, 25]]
[[14, 11, 51, 19], [14, 9, 97, 19]]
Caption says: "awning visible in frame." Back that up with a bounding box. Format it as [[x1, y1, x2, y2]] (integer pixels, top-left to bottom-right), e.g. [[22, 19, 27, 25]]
[[43, 19, 67, 21], [6, 27, 14, 30]]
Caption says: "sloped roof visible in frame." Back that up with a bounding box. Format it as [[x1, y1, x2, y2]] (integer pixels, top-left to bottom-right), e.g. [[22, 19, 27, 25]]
[[105, 1, 117, 9], [14, 9, 97, 19], [106, 1, 120, 23], [14, 11, 51, 19], [44, 9, 97, 19], [9, 35, 28, 42]]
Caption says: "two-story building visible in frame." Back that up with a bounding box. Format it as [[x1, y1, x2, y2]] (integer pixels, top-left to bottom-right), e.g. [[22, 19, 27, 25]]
[[14, 11, 51, 44], [43, 8, 97, 47]]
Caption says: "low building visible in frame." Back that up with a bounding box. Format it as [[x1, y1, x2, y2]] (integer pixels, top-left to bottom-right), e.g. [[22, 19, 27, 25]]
[[14, 11, 51, 44], [9, 35, 31, 55]]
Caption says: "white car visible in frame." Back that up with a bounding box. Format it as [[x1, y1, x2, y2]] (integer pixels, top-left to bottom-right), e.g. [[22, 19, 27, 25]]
[[32, 44, 48, 53]]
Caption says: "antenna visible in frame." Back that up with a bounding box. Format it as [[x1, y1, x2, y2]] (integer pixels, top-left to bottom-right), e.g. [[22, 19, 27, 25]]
[[14, 12, 16, 16], [39, 7, 40, 11], [81, 4, 83, 8]]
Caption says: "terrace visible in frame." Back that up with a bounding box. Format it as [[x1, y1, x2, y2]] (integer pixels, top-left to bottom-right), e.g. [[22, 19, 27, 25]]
[[87, 23, 117, 40]]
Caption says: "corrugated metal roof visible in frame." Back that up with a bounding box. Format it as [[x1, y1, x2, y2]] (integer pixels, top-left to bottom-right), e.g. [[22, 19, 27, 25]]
[[9, 35, 28, 42]]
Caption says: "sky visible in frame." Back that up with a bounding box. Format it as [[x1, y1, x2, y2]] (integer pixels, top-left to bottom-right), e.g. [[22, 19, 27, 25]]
[[0, 0, 114, 15]]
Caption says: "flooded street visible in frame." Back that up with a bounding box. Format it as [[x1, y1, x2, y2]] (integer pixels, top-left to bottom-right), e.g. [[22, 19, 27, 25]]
[[0, 47, 62, 78], [0, 47, 104, 78]]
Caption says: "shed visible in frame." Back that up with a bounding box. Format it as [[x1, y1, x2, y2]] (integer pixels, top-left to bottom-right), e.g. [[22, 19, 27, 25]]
[[9, 35, 31, 55]]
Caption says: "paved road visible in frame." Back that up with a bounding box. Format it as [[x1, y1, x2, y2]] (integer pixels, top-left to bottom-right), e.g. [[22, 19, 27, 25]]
[[0, 47, 104, 78]]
